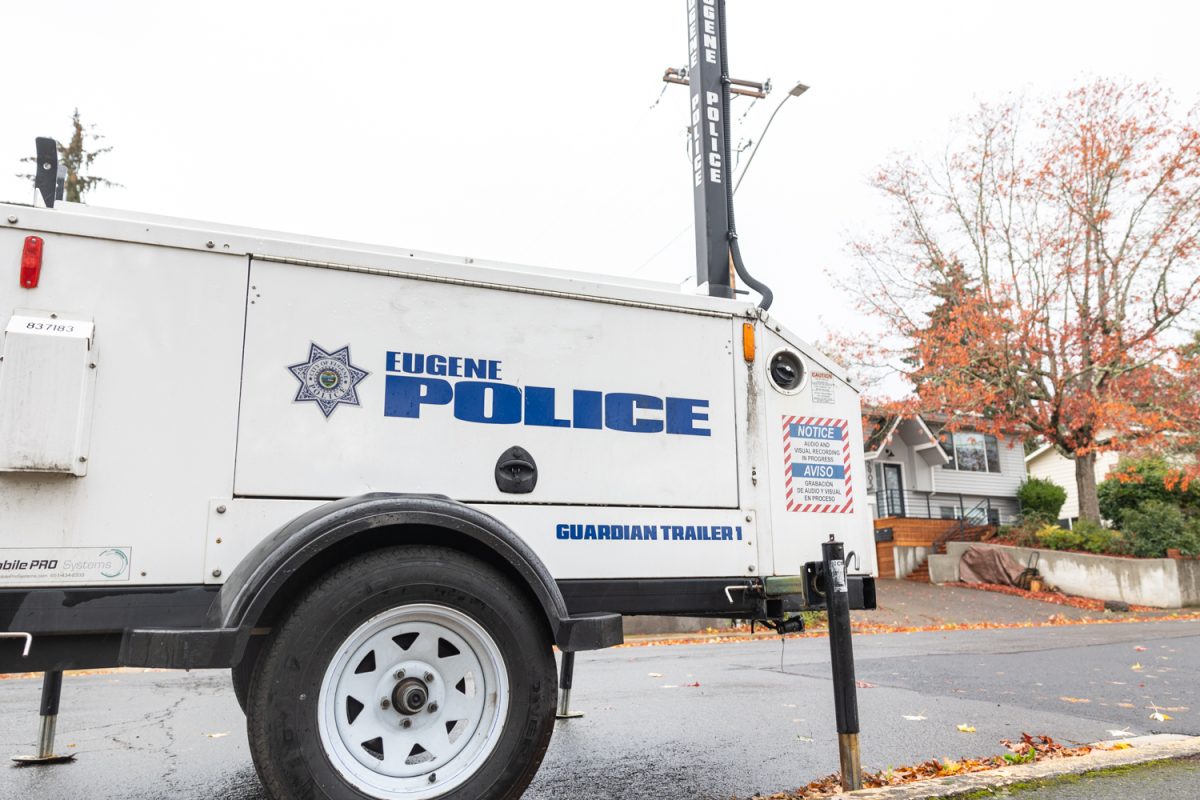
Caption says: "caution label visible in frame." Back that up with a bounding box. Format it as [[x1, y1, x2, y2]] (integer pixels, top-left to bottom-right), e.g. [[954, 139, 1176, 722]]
[[810, 370, 836, 404], [782, 416, 854, 513]]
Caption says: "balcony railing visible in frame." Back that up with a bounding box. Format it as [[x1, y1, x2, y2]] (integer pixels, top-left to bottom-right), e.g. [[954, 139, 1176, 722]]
[[872, 490, 997, 526]]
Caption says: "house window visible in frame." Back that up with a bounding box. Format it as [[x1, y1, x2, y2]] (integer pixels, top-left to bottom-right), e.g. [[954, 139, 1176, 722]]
[[939, 431, 1002, 473]]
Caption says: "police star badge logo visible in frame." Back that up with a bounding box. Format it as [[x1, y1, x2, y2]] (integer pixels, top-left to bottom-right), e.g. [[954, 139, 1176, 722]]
[[288, 343, 369, 418]]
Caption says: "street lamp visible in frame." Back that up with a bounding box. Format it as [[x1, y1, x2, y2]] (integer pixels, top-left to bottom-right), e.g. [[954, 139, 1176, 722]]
[[733, 81, 809, 194]]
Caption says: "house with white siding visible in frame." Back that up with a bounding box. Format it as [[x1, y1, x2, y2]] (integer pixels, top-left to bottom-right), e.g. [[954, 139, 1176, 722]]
[[1024, 444, 1121, 527], [865, 414, 1027, 526], [864, 413, 1029, 580]]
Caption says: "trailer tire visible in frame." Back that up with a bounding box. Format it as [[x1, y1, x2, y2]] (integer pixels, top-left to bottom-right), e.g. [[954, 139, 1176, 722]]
[[231, 636, 264, 714], [245, 545, 557, 800]]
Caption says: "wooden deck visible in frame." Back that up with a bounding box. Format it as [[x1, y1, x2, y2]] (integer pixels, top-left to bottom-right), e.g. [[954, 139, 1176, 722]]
[[874, 516, 960, 547], [873, 517, 961, 580], [874, 516, 997, 580]]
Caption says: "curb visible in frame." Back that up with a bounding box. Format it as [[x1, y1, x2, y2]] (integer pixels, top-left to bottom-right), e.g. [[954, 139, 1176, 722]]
[[826, 735, 1200, 799]]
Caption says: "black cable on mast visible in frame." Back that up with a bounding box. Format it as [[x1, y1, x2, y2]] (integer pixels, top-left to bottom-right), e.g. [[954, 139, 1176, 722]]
[[716, 0, 774, 310]]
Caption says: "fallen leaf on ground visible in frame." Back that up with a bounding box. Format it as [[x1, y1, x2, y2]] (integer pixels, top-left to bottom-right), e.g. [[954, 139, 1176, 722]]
[[1059, 696, 1090, 704], [902, 714, 927, 721], [685, 681, 701, 687], [1110, 742, 1134, 750], [1118, 702, 1136, 708], [1135, 646, 1147, 652], [204, 732, 229, 739], [748, 734, 1094, 799], [855, 680, 877, 688], [957, 724, 976, 733], [660, 684, 678, 689], [1107, 729, 1133, 737], [647, 672, 663, 678], [1150, 712, 1173, 721], [1131, 663, 1144, 671]]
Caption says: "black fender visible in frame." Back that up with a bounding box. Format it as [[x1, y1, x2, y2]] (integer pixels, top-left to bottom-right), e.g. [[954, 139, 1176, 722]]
[[120, 494, 622, 669]]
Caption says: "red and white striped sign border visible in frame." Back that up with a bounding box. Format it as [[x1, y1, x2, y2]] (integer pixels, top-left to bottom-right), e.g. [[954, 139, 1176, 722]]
[[782, 415, 854, 514]]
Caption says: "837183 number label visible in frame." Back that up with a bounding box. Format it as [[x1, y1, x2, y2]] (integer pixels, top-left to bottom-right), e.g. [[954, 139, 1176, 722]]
[[5, 315, 94, 340]]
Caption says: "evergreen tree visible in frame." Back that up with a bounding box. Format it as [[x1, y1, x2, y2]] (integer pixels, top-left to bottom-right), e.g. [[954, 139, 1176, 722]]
[[18, 109, 120, 202]]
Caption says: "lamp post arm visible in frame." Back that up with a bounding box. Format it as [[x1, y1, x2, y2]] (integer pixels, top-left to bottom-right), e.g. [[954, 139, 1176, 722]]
[[734, 90, 800, 195]]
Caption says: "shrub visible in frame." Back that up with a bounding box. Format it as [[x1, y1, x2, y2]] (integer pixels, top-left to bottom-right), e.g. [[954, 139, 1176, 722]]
[[1035, 524, 1082, 551], [1121, 500, 1200, 558], [1098, 457, 1200, 527], [1073, 519, 1128, 555], [997, 517, 1044, 548], [1017, 477, 1068, 521]]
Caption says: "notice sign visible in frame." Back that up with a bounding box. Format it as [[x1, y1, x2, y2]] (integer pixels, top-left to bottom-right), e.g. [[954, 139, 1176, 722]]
[[782, 416, 854, 513]]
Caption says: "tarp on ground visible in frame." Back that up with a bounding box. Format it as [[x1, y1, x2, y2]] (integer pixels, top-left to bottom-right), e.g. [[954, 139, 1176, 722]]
[[959, 545, 1027, 587]]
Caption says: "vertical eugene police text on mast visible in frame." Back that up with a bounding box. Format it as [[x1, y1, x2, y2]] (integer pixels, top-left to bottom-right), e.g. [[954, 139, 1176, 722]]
[[688, 0, 723, 189]]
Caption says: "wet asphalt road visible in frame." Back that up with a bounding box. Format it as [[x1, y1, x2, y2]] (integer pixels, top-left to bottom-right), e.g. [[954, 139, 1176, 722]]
[[1, 620, 1197, 800]]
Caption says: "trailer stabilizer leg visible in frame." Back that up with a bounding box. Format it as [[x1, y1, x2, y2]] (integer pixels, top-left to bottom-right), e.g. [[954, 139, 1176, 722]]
[[555, 651, 584, 720], [12, 670, 76, 765], [823, 537, 863, 791]]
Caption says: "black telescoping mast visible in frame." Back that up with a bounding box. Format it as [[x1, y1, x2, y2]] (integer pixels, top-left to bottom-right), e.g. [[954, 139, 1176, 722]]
[[683, 0, 773, 308]]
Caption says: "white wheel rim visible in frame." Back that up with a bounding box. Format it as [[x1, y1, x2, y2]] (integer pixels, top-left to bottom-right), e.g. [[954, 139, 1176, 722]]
[[317, 603, 509, 798]]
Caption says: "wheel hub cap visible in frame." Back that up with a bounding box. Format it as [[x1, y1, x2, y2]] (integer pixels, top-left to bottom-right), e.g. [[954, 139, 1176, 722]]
[[392, 678, 429, 715], [317, 604, 509, 799]]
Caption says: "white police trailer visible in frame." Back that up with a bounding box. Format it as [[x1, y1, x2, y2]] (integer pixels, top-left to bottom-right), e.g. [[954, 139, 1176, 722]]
[[0, 5, 876, 798]]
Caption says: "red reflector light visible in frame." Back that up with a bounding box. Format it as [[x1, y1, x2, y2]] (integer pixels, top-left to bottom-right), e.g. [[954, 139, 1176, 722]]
[[20, 236, 43, 288]]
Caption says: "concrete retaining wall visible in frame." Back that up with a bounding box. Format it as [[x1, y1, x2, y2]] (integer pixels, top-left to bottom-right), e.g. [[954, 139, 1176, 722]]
[[937, 542, 1200, 609], [927, 553, 959, 584], [892, 545, 932, 579]]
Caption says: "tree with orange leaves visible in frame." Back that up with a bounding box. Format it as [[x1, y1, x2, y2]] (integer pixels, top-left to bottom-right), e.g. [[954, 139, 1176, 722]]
[[850, 81, 1200, 522]]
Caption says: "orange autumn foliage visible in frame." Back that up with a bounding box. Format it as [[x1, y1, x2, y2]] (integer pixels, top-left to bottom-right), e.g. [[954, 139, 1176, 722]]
[[844, 80, 1200, 519]]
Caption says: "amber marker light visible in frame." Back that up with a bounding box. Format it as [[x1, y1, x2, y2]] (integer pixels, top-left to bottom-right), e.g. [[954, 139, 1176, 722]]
[[742, 322, 756, 362]]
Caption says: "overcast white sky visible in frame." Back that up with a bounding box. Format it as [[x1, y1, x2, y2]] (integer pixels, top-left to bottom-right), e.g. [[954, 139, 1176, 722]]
[[4, 1, 1200, 347]]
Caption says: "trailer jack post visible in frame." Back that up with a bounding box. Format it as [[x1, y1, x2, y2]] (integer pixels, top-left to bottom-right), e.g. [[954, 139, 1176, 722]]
[[12, 670, 76, 765], [555, 651, 584, 720], [822, 537, 862, 791]]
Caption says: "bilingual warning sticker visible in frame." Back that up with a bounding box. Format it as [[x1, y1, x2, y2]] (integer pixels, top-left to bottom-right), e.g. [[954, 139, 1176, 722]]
[[782, 416, 854, 513]]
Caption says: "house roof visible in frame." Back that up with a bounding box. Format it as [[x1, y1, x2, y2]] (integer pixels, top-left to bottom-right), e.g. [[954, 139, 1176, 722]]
[[863, 414, 899, 455], [862, 413, 950, 466], [918, 412, 1029, 439], [1024, 442, 1056, 464]]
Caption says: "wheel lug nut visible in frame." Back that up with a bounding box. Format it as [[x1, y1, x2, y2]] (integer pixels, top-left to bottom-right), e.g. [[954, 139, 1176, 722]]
[[380, 697, 390, 710], [428, 702, 439, 713], [424, 672, 434, 682], [394, 669, 406, 679], [401, 718, 412, 729], [428, 773, 437, 783]]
